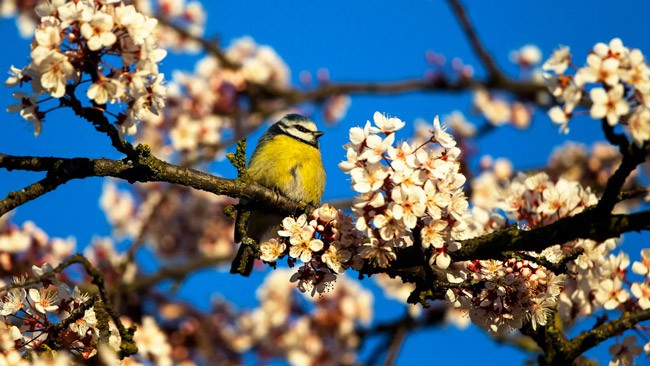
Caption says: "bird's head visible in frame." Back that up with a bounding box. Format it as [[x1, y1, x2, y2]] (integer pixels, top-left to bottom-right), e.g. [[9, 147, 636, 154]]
[[272, 114, 324, 148]]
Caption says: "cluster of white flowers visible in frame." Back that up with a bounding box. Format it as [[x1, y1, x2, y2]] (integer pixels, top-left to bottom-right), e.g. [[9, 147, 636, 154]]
[[473, 171, 650, 342], [339, 112, 470, 270], [5, 0, 167, 137], [225, 36, 290, 88], [0, 264, 103, 359], [0, 237, 176, 364], [139, 36, 290, 160], [100, 181, 237, 260], [100, 181, 140, 239], [130, 316, 174, 366], [473, 89, 533, 129], [153, 0, 206, 53], [227, 269, 372, 365], [545, 38, 650, 144], [449, 259, 563, 335], [1, 0, 207, 52], [500, 172, 597, 227], [258, 204, 365, 295], [84, 237, 138, 285], [0, 214, 75, 272], [547, 141, 632, 191], [471, 141, 641, 217], [510, 44, 543, 68], [443, 173, 596, 335]]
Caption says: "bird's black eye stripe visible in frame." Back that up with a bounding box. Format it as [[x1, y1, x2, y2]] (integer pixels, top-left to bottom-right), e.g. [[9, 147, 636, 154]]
[[295, 125, 310, 133]]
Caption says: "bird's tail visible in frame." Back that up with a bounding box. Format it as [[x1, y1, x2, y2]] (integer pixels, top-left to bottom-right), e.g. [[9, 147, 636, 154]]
[[230, 210, 283, 276]]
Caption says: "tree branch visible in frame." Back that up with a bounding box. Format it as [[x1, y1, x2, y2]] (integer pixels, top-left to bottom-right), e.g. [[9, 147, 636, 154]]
[[359, 207, 650, 297], [568, 308, 650, 359], [156, 16, 240, 70], [0, 174, 73, 215], [455, 208, 650, 260], [6, 151, 646, 291], [126, 255, 232, 292], [0, 150, 311, 218], [60, 88, 136, 158], [252, 77, 547, 106], [596, 128, 647, 213], [383, 324, 407, 366], [447, 0, 504, 81]]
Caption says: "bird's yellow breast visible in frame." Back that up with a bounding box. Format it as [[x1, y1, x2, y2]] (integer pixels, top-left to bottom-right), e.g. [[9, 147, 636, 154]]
[[247, 135, 326, 205]]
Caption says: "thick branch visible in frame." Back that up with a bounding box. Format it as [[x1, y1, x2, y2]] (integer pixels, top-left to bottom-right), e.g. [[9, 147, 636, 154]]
[[0, 151, 309, 218], [253, 77, 547, 106], [568, 308, 650, 359], [4, 153, 650, 286], [455, 208, 650, 260], [360, 207, 650, 293]]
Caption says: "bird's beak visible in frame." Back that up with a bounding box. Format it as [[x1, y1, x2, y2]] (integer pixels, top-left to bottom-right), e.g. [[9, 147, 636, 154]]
[[314, 131, 324, 139]]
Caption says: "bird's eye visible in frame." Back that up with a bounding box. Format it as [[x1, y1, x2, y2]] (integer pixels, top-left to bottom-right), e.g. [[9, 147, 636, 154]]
[[295, 125, 309, 133]]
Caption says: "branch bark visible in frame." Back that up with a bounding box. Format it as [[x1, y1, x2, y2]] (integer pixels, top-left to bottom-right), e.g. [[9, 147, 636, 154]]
[[0, 151, 309, 218], [568, 308, 650, 359]]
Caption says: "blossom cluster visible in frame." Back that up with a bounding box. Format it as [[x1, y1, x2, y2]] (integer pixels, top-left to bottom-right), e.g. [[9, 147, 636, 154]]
[[100, 181, 237, 260], [443, 173, 597, 335], [473, 89, 534, 129], [448, 258, 563, 335], [0, 265, 103, 360], [545, 38, 650, 145], [5, 0, 167, 137], [334, 112, 647, 339], [258, 204, 365, 295], [0, 214, 176, 364], [138, 36, 291, 160], [0, 213, 75, 274], [546, 141, 636, 193], [153, 0, 206, 53], [339, 112, 470, 270], [1, 0, 207, 49], [0, 273, 176, 365], [469, 170, 650, 342], [499, 172, 597, 227], [226, 269, 372, 365]]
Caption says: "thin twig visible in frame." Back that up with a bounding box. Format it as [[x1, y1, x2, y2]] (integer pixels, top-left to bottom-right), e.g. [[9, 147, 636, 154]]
[[383, 324, 408, 366], [126, 255, 232, 292], [60, 88, 136, 158], [0, 174, 73, 216], [0, 254, 138, 358], [156, 16, 239, 70], [447, 0, 504, 81]]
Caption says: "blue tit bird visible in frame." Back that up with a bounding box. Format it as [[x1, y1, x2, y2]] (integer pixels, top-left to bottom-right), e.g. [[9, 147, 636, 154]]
[[230, 114, 326, 276]]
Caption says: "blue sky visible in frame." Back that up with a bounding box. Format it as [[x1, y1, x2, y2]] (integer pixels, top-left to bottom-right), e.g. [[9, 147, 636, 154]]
[[2, 0, 650, 364]]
